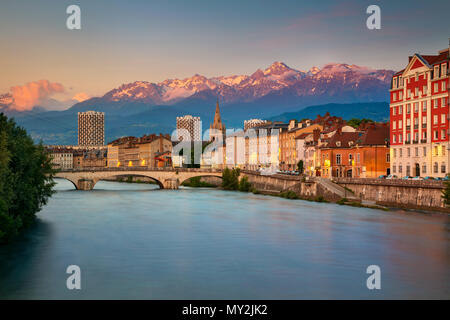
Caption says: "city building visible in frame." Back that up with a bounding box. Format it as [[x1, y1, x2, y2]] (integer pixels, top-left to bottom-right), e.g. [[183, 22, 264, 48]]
[[390, 42, 449, 177], [78, 111, 105, 146], [47, 148, 73, 170], [244, 119, 270, 131], [107, 134, 172, 168], [320, 123, 390, 178], [176, 115, 202, 142], [73, 148, 108, 169]]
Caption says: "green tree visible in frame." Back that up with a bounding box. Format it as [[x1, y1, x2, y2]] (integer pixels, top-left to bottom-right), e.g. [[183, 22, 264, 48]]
[[0, 113, 55, 244], [442, 176, 450, 206], [222, 168, 240, 190], [297, 160, 304, 174], [238, 176, 252, 192], [347, 118, 374, 129]]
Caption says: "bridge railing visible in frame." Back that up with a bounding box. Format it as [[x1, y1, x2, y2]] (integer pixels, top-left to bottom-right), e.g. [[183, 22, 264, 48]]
[[58, 167, 223, 173]]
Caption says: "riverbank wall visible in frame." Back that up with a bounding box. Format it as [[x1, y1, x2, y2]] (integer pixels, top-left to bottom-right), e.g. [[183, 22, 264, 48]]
[[333, 178, 449, 212]]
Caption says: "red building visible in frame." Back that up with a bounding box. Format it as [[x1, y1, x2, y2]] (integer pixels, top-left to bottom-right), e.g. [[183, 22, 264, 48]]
[[390, 42, 449, 177]]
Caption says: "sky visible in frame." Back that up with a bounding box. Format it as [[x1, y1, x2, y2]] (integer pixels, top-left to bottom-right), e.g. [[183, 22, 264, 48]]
[[0, 0, 449, 108]]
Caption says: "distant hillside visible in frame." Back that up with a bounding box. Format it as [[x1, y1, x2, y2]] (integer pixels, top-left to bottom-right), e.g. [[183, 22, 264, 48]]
[[268, 102, 389, 123]]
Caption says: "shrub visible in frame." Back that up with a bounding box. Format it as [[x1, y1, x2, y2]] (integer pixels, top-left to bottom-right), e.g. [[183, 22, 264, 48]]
[[222, 168, 240, 190], [238, 176, 252, 192], [279, 191, 299, 199]]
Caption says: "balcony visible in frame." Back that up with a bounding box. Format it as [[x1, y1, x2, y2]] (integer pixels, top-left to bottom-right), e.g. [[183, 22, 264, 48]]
[[420, 139, 427, 143], [406, 125, 411, 130], [404, 140, 411, 144], [422, 124, 427, 129], [412, 140, 419, 144], [414, 125, 419, 130]]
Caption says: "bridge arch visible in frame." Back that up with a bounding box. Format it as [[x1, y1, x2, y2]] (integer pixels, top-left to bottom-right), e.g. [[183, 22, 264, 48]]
[[179, 174, 222, 187], [54, 177, 78, 190], [95, 174, 164, 189]]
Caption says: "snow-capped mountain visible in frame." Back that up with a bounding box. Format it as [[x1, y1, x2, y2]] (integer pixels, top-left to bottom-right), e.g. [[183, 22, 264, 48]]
[[96, 61, 393, 106]]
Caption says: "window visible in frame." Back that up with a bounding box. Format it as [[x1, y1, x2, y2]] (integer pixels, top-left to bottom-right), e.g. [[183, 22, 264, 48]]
[[406, 165, 410, 176], [434, 115, 438, 125], [393, 77, 397, 88], [407, 89, 411, 98], [423, 86, 428, 95], [386, 153, 390, 163], [399, 120, 403, 129], [393, 92, 397, 101], [407, 148, 410, 157], [415, 88, 418, 97], [414, 132, 419, 142], [434, 131, 439, 140], [434, 66, 439, 79], [442, 129, 446, 140], [349, 154, 352, 162], [434, 162, 438, 173], [443, 64, 447, 77], [399, 134, 403, 142], [399, 106, 403, 115], [442, 163, 446, 174], [336, 154, 341, 165], [422, 116, 427, 124], [442, 81, 446, 91], [393, 135, 396, 143], [422, 131, 427, 140], [422, 163, 426, 174], [423, 147, 427, 156], [393, 165, 396, 173], [393, 121, 396, 130], [442, 114, 446, 124], [434, 83, 438, 92], [423, 100, 427, 111], [407, 118, 411, 127], [407, 133, 411, 142], [399, 148, 403, 157], [434, 99, 439, 108], [442, 97, 447, 107], [407, 104, 411, 114], [399, 91, 403, 100], [415, 147, 418, 157], [393, 149, 396, 158], [393, 107, 396, 116], [414, 102, 419, 113], [356, 153, 360, 163], [399, 164, 402, 173]]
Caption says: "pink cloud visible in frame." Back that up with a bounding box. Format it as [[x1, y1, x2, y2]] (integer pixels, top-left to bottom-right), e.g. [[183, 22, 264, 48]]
[[10, 80, 65, 111], [72, 92, 90, 102]]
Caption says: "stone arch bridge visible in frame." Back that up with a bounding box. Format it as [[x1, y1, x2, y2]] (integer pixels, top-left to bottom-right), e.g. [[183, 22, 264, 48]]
[[55, 167, 223, 190]]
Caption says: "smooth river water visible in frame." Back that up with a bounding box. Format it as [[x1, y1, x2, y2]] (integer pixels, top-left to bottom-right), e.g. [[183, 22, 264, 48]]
[[0, 179, 449, 299]]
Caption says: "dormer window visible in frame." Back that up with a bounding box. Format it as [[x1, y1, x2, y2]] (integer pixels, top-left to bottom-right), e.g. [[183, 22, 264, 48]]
[[393, 77, 397, 89], [442, 63, 447, 77], [349, 141, 354, 146], [434, 66, 439, 79], [336, 141, 341, 147]]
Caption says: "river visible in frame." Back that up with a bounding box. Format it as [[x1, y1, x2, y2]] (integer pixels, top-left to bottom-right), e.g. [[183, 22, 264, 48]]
[[0, 179, 449, 299]]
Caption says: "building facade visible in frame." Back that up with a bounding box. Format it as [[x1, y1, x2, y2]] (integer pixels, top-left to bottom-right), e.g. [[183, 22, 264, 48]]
[[390, 43, 449, 177], [78, 111, 105, 146], [244, 119, 269, 131], [176, 115, 202, 142], [107, 134, 172, 168], [47, 148, 73, 170]]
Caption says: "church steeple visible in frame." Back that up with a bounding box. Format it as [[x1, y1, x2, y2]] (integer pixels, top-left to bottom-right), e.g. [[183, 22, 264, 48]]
[[210, 97, 225, 141]]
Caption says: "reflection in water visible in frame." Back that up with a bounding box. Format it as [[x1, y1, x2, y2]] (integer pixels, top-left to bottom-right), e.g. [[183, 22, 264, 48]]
[[0, 179, 449, 299]]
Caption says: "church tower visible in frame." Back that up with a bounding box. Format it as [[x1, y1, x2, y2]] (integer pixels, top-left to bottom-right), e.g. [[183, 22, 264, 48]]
[[209, 99, 225, 142]]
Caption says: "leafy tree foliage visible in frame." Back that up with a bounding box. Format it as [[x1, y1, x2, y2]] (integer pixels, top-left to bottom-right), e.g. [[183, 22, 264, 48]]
[[347, 118, 374, 129], [222, 168, 240, 190], [238, 176, 252, 192], [297, 160, 304, 174], [442, 176, 450, 206], [0, 113, 55, 244]]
